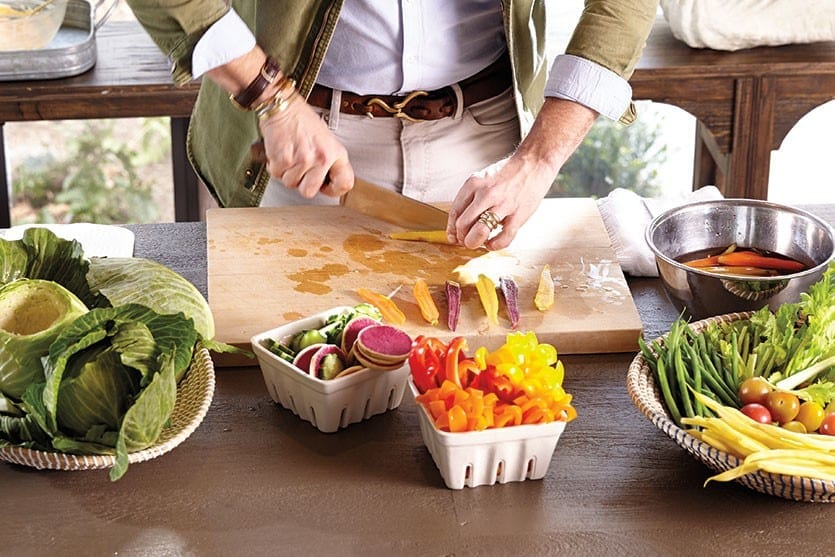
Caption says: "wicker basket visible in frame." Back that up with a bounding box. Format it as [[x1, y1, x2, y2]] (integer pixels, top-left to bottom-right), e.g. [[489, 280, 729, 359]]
[[627, 313, 835, 503], [0, 346, 215, 473]]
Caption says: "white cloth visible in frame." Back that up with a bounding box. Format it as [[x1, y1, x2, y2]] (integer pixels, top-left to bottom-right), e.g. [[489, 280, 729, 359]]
[[597, 186, 724, 277], [660, 0, 835, 51], [190, 3, 632, 122]]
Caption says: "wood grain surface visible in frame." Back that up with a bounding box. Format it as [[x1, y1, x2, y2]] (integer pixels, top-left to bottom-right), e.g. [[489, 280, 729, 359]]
[[207, 198, 643, 366]]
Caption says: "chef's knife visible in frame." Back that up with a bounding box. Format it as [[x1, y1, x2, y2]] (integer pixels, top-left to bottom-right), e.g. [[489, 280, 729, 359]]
[[250, 140, 449, 230], [340, 177, 449, 230]]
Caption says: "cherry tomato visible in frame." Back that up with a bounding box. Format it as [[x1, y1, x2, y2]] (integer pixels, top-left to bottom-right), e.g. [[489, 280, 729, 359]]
[[820, 413, 835, 436], [764, 391, 800, 424], [738, 377, 773, 405], [795, 401, 825, 433], [740, 403, 772, 424], [826, 400, 835, 415], [781, 420, 807, 434]]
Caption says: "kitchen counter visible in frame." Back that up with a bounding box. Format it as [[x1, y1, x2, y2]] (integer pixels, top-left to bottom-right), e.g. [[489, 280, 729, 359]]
[[4, 205, 835, 556]]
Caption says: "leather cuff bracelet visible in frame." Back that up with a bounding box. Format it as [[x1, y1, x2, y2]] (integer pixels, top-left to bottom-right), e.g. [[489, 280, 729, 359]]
[[230, 56, 281, 111]]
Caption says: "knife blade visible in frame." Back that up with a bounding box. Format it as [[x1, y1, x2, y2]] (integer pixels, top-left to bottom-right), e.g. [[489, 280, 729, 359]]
[[250, 140, 448, 230], [340, 177, 449, 230]]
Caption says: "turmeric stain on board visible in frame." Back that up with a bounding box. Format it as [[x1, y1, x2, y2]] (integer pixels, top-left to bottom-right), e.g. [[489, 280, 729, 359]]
[[342, 233, 477, 276], [288, 263, 351, 295]]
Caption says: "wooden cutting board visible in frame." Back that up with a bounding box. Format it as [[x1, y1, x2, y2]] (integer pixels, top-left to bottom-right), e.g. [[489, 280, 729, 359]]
[[207, 198, 643, 366]]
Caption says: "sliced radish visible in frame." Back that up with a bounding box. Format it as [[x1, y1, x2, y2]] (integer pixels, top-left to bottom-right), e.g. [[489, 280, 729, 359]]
[[353, 348, 406, 371], [334, 364, 366, 379], [292, 342, 329, 374], [355, 324, 412, 360], [309, 344, 347, 379], [340, 316, 380, 355]]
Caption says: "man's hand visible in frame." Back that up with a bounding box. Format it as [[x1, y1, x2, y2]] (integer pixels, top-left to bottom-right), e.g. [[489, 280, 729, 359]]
[[447, 98, 598, 250], [258, 97, 354, 199], [207, 47, 354, 199]]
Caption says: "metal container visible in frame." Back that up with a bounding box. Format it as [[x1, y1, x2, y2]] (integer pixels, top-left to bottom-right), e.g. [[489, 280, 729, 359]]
[[646, 198, 835, 319], [0, 0, 117, 81]]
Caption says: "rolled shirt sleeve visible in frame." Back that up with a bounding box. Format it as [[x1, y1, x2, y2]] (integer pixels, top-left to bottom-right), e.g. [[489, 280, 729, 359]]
[[544, 54, 633, 121], [191, 9, 257, 78]]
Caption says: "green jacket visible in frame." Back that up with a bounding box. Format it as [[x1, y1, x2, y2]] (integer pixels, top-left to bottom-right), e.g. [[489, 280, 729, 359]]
[[125, 0, 657, 207]]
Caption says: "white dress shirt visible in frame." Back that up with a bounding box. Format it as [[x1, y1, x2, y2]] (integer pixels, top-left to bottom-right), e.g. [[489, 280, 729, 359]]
[[191, 1, 631, 121]]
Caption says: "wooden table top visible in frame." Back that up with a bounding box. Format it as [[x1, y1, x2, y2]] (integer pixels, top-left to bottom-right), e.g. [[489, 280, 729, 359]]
[[3, 205, 834, 555], [0, 20, 199, 122]]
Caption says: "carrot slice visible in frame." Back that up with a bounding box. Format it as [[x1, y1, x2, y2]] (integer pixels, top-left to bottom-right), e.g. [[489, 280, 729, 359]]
[[716, 250, 806, 272], [475, 274, 499, 325], [413, 278, 440, 326], [357, 287, 406, 325], [388, 230, 450, 244], [534, 264, 554, 311]]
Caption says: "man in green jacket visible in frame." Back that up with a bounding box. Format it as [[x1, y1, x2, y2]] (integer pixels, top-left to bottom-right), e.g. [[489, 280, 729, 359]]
[[125, 1, 657, 249]]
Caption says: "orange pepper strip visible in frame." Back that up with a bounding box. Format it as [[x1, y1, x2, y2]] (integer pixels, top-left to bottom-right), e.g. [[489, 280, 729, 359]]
[[475, 274, 499, 325], [413, 278, 440, 326], [357, 287, 406, 325]]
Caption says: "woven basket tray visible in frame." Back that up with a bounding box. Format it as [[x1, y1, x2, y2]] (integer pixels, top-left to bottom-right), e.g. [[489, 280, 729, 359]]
[[0, 346, 215, 473], [627, 312, 835, 503]]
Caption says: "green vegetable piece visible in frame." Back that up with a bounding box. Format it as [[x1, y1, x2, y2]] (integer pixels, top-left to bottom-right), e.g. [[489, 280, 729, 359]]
[[291, 329, 327, 352]]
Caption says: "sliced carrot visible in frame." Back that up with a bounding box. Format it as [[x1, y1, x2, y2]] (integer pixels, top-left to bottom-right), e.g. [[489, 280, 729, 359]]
[[357, 287, 406, 325], [388, 230, 450, 244], [682, 255, 722, 268], [475, 274, 499, 325], [413, 278, 440, 326], [534, 264, 555, 311], [716, 250, 806, 272]]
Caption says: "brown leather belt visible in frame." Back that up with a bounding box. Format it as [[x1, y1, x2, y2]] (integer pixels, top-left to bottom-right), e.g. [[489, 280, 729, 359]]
[[307, 51, 511, 122]]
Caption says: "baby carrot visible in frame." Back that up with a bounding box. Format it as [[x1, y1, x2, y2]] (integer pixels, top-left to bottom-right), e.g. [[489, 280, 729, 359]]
[[357, 287, 406, 325], [716, 250, 806, 272], [413, 278, 440, 326], [534, 264, 554, 311], [475, 274, 499, 325]]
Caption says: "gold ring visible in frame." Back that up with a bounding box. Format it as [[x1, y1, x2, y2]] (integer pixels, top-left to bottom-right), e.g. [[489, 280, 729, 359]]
[[477, 210, 502, 231]]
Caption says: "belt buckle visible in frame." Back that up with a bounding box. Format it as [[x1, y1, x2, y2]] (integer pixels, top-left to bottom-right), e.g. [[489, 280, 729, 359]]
[[365, 90, 429, 122]]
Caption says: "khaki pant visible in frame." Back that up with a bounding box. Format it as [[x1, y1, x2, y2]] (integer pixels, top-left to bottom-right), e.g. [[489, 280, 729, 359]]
[[260, 88, 521, 206]]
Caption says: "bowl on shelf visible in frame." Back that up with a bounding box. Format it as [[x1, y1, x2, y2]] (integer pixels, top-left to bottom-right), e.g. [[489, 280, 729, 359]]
[[250, 307, 411, 433], [0, 0, 69, 51], [645, 198, 834, 320]]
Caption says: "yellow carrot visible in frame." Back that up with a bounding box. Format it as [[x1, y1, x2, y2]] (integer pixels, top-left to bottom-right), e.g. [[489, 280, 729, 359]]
[[388, 230, 450, 244], [413, 278, 440, 326], [475, 274, 499, 325], [534, 264, 554, 311], [357, 287, 406, 325]]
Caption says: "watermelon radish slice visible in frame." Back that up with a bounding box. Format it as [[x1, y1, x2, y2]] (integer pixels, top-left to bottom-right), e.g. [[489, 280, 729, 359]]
[[353, 324, 412, 370], [340, 316, 380, 355], [292, 342, 329, 374], [352, 348, 405, 371], [334, 364, 366, 379], [309, 344, 347, 379]]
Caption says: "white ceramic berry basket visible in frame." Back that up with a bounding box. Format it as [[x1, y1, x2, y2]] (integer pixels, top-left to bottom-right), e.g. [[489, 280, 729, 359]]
[[409, 382, 567, 489], [251, 307, 410, 433]]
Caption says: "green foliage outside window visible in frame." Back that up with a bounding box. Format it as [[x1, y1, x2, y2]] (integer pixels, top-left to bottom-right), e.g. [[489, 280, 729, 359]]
[[550, 115, 668, 199], [11, 119, 166, 225]]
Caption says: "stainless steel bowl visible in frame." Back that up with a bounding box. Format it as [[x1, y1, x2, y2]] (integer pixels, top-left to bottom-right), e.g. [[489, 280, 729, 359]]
[[646, 199, 835, 319]]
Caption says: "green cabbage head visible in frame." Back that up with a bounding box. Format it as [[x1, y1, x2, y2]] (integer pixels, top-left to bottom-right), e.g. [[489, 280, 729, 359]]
[[0, 279, 88, 400]]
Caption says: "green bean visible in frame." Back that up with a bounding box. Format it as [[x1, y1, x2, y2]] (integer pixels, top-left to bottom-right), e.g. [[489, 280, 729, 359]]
[[655, 357, 682, 426], [674, 343, 695, 420]]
